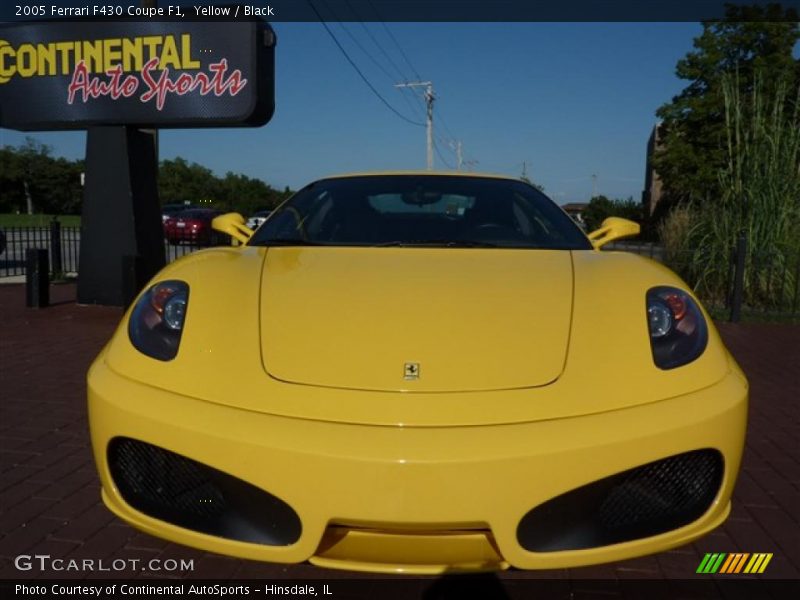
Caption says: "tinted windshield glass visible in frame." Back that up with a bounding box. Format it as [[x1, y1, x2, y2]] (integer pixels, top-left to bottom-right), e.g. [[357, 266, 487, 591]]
[[250, 175, 592, 250]]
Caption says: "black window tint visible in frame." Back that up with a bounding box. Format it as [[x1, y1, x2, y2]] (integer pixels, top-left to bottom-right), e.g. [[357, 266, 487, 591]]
[[251, 175, 592, 250]]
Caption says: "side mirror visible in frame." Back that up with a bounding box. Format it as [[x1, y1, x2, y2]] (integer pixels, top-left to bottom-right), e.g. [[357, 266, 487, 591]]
[[586, 217, 640, 249], [212, 213, 254, 245]]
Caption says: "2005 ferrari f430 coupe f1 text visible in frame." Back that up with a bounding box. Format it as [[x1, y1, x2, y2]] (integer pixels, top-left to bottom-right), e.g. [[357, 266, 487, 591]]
[[88, 173, 748, 574]]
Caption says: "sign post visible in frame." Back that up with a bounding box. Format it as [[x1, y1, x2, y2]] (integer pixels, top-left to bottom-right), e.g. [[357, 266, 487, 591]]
[[80, 126, 163, 305]]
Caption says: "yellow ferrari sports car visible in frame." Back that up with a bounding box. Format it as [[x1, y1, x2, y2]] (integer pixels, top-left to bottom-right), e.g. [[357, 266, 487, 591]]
[[88, 172, 748, 574]]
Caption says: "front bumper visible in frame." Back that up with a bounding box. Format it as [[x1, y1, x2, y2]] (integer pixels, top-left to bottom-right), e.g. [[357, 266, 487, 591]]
[[88, 357, 747, 574]]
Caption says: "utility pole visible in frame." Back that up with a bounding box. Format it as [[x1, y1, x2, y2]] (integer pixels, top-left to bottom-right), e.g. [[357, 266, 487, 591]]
[[522, 161, 528, 181], [591, 173, 597, 199], [395, 81, 434, 170]]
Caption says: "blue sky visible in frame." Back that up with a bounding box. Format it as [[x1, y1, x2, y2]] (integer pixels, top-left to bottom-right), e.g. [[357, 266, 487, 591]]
[[0, 22, 704, 204]]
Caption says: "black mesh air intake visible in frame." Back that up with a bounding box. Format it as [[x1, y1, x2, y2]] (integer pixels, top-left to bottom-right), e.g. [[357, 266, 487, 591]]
[[108, 438, 301, 546], [517, 449, 723, 552]]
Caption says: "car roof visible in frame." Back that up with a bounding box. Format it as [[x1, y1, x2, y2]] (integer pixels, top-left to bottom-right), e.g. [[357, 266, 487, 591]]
[[316, 171, 521, 183]]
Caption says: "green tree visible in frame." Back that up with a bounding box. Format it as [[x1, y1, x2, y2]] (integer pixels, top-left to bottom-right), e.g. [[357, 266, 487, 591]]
[[0, 144, 293, 217], [157, 157, 292, 214], [0, 139, 83, 215], [582, 195, 642, 232], [35, 156, 84, 214], [218, 171, 276, 214], [654, 4, 799, 205], [0, 147, 26, 213], [158, 157, 220, 205]]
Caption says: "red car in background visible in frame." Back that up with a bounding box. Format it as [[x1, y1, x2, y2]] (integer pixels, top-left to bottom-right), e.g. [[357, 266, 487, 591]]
[[164, 208, 224, 246]]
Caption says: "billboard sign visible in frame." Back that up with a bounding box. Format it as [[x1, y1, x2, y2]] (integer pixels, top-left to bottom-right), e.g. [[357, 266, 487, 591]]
[[0, 18, 275, 130]]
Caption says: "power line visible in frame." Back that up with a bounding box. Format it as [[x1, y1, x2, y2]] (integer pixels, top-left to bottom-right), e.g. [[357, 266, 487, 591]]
[[309, 2, 472, 168], [429, 107, 465, 166], [339, 0, 428, 124], [396, 84, 429, 120], [383, 33, 469, 163], [306, 0, 425, 127], [365, 0, 423, 81], [326, 0, 403, 86], [334, 22, 397, 83], [358, 0, 431, 123], [396, 86, 428, 123], [434, 131, 459, 165], [433, 139, 455, 170], [359, 22, 409, 81], [350, 4, 470, 167], [321, 0, 395, 88], [342, 0, 409, 83], [436, 113, 459, 147], [334, 6, 427, 122], [378, 19, 443, 130]]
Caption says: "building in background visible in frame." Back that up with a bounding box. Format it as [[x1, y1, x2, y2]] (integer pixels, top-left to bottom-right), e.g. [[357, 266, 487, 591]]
[[642, 123, 664, 216], [561, 202, 588, 228]]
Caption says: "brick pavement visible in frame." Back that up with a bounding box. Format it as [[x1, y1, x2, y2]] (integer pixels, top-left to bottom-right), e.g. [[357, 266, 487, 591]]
[[1, 283, 798, 596]]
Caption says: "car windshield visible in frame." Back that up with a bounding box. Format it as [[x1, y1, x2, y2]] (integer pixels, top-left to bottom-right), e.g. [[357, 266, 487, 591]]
[[249, 175, 592, 250]]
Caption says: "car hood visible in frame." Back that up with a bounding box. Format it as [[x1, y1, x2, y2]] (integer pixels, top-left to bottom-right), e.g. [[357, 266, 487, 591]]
[[259, 247, 573, 392], [105, 247, 734, 426]]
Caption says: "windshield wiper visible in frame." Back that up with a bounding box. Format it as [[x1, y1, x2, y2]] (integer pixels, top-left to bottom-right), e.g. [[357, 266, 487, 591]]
[[374, 240, 499, 248]]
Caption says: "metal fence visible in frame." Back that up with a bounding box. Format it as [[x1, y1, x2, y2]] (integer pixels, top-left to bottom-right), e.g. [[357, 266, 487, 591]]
[[0, 223, 81, 278], [604, 240, 665, 262], [0, 222, 217, 279]]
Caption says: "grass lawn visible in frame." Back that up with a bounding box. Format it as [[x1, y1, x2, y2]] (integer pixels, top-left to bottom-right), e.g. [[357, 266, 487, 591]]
[[0, 214, 81, 227]]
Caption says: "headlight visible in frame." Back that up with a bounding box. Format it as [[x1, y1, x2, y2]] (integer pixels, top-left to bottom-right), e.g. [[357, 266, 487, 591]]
[[128, 280, 189, 361], [646, 286, 708, 369]]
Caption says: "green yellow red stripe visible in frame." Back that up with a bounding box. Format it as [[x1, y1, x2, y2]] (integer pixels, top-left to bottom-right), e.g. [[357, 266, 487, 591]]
[[702, 552, 773, 575]]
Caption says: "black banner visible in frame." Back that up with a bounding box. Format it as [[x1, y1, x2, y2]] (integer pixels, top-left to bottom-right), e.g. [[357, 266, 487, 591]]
[[0, 18, 275, 130], [2, 1, 798, 23], [2, 578, 800, 600]]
